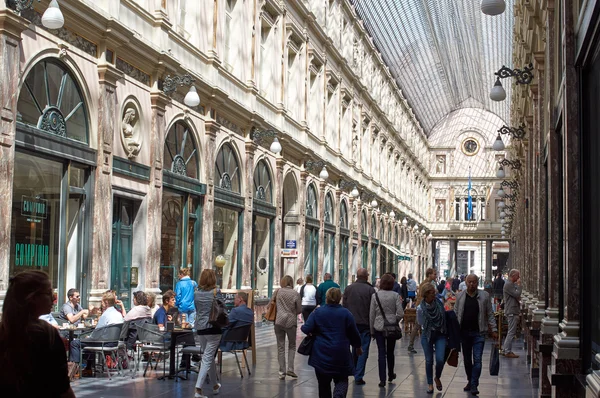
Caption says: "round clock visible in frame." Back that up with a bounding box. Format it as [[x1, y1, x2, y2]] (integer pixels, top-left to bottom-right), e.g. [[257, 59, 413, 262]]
[[462, 138, 479, 156]]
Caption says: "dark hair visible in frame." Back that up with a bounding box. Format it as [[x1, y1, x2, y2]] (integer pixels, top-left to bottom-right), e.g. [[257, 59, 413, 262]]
[[67, 288, 79, 299], [379, 274, 395, 291], [426, 268, 436, 278], [400, 276, 407, 284], [162, 290, 175, 305], [390, 273, 397, 280], [0, 271, 56, 393], [134, 291, 148, 306], [237, 292, 248, 303], [305, 274, 313, 284]]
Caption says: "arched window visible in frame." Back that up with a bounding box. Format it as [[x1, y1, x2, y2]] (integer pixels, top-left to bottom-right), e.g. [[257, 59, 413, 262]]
[[379, 219, 384, 240], [371, 214, 377, 237], [361, 210, 367, 235], [339, 200, 348, 228], [215, 143, 241, 193], [387, 223, 392, 243], [17, 59, 88, 143], [306, 184, 318, 218], [164, 121, 199, 179], [324, 192, 334, 224], [253, 160, 272, 203], [394, 226, 399, 246]]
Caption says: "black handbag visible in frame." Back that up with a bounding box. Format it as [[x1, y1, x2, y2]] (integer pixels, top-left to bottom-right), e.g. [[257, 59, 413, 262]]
[[297, 334, 314, 356], [375, 293, 403, 340], [208, 289, 229, 328], [489, 343, 500, 375]]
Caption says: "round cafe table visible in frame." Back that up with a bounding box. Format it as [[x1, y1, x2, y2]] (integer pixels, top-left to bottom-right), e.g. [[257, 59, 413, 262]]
[[160, 327, 194, 380]]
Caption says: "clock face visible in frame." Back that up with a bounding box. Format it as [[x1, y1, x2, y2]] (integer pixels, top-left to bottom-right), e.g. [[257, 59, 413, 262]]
[[462, 139, 479, 155]]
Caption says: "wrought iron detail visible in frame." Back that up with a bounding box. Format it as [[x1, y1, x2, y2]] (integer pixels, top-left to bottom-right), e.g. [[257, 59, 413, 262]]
[[498, 158, 522, 170], [171, 154, 187, 176], [339, 179, 356, 191], [504, 203, 516, 212], [498, 125, 527, 140], [305, 159, 326, 171], [6, 0, 39, 13], [220, 173, 232, 190], [500, 180, 519, 190], [162, 74, 195, 96], [38, 107, 66, 137], [361, 192, 376, 203], [495, 63, 534, 85], [504, 192, 518, 201], [251, 127, 277, 145]]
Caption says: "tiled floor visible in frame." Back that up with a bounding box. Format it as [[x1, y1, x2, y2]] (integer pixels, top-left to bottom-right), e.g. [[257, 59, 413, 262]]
[[71, 323, 538, 397]]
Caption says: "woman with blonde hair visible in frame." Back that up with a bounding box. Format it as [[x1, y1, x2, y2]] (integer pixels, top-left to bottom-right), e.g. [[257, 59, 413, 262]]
[[272, 275, 302, 380], [194, 269, 223, 398]]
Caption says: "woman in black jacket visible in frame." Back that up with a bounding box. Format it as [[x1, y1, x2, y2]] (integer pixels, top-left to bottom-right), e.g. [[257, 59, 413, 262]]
[[400, 277, 409, 310]]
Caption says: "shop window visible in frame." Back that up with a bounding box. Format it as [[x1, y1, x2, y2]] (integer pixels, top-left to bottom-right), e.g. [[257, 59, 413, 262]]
[[371, 214, 377, 237], [17, 59, 88, 143], [215, 143, 241, 193], [253, 160, 272, 203], [361, 210, 367, 235], [306, 183, 318, 218], [164, 121, 199, 179], [339, 200, 348, 228], [324, 192, 334, 224]]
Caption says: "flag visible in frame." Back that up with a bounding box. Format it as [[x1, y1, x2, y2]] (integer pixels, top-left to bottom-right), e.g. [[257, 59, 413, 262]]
[[467, 167, 473, 220]]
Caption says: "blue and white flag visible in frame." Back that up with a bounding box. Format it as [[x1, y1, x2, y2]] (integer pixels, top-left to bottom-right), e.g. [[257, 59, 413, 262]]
[[467, 167, 473, 220]]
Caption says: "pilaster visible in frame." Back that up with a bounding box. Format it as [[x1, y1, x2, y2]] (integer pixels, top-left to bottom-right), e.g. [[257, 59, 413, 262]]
[[317, 179, 325, 282], [201, 120, 220, 272], [241, 140, 256, 288], [297, 170, 308, 280], [273, 156, 285, 288]]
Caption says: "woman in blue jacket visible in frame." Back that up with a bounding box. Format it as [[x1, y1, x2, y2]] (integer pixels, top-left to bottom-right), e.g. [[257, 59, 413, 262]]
[[301, 287, 362, 398], [175, 267, 197, 324]]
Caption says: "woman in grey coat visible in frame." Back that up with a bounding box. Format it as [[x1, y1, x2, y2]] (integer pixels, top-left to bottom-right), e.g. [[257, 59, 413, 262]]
[[369, 274, 404, 387]]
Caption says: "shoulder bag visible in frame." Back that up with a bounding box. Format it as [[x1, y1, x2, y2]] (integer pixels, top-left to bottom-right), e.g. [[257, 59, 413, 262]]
[[297, 334, 314, 356], [208, 289, 229, 328], [265, 290, 277, 322], [375, 293, 403, 340]]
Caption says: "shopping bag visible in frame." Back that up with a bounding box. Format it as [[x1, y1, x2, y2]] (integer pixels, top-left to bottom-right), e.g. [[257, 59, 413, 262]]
[[489, 343, 500, 376], [297, 334, 314, 356]]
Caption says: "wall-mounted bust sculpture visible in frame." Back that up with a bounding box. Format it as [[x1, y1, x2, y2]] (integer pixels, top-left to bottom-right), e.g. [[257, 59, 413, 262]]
[[121, 106, 141, 158]]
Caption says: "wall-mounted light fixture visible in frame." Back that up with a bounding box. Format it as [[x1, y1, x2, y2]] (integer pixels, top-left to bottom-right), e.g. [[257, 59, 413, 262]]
[[490, 64, 534, 102], [162, 74, 200, 107], [339, 179, 360, 198], [305, 159, 329, 180], [498, 158, 522, 170], [498, 125, 527, 140], [250, 127, 282, 154], [6, 0, 64, 29], [500, 180, 519, 190]]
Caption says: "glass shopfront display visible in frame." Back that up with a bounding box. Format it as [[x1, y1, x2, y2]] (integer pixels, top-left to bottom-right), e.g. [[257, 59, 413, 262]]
[[252, 160, 275, 296], [304, 184, 319, 278], [213, 206, 240, 289], [339, 200, 349, 289]]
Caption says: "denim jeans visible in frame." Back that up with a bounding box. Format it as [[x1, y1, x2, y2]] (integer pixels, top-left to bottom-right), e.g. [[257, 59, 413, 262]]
[[315, 371, 349, 398], [374, 331, 396, 383], [352, 327, 371, 381], [461, 330, 486, 388], [420, 331, 447, 385]]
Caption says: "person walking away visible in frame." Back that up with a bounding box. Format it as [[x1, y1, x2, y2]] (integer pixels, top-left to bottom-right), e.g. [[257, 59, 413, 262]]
[[400, 277, 409, 310], [300, 274, 317, 322], [316, 273, 340, 306], [417, 284, 447, 394], [176, 267, 198, 325], [194, 269, 223, 398], [451, 275, 460, 293], [342, 268, 376, 385], [492, 272, 505, 307], [274, 275, 302, 380], [406, 273, 418, 301], [407, 268, 438, 353], [454, 274, 498, 396], [303, 288, 362, 398], [0, 271, 76, 398], [502, 269, 522, 358], [369, 274, 404, 387]]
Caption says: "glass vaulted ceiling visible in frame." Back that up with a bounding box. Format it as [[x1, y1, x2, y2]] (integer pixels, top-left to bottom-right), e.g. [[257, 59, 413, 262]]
[[351, 0, 514, 134]]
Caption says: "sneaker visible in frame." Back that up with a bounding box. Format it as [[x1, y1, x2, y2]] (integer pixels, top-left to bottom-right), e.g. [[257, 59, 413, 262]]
[[279, 374, 286, 380], [213, 383, 221, 395], [355, 380, 366, 385], [407, 347, 417, 353], [504, 352, 519, 358], [194, 391, 208, 398], [286, 371, 298, 378]]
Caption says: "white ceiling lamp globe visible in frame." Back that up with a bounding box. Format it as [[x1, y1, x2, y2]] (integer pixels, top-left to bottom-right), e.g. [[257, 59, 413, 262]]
[[498, 188, 505, 197], [319, 166, 329, 180], [269, 138, 282, 154], [389, 210, 395, 219], [421, 229, 425, 235], [428, 233, 433, 239], [42, 0, 65, 30], [501, 226, 506, 232], [496, 166, 505, 178], [481, 0, 506, 16], [350, 186, 359, 198], [493, 134, 505, 151], [500, 211, 506, 218], [490, 77, 506, 101], [498, 201, 505, 208], [183, 86, 200, 107], [413, 224, 419, 231], [402, 218, 408, 227], [371, 199, 378, 208]]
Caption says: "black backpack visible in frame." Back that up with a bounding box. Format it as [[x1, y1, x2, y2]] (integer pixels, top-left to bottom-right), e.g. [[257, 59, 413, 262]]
[[300, 284, 307, 299]]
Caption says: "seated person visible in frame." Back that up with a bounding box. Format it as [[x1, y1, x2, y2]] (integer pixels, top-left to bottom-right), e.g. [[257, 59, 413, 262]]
[[60, 288, 88, 326], [220, 292, 254, 352], [147, 292, 160, 318], [70, 291, 124, 374], [153, 290, 175, 328], [39, 313, 60, 329], [124, 291, 151, 322]]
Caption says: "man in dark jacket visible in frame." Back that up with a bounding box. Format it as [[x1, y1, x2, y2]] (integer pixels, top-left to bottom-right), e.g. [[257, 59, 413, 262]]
[[316, 273, 340, 306], [492, 272, 505, 304], [342, 268, 376, 385]]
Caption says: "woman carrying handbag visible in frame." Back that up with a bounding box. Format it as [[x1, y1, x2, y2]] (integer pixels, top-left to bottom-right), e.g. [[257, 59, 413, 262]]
[[273, 275, 301, 380], [369, 274, 404, 388]]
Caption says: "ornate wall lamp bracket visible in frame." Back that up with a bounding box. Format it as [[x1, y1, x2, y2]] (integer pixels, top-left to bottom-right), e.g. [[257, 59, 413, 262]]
[[162, 74, 195, 96], [495, 63, 534, 85], [250, 127, 276, 145], [500, 180, 519, 190], [498, 124, 527, 140], [498, 158, 522, 170], [504, 192, 518, 201], [6, 0, 39, 12], [304, 159, 327, 171]]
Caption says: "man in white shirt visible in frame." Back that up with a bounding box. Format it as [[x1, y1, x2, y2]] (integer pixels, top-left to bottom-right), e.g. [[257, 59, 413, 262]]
[[300, 274, 317, 322], [70, 291, 124, 370]]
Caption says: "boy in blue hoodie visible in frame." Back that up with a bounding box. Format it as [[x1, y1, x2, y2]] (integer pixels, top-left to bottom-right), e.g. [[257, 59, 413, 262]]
[[175, 267, 198, 325]]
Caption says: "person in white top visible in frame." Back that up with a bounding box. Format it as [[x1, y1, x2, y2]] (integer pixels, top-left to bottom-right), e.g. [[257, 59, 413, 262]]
[[39, 313, 60, 329], [294, 278, 304, 323], [300, 275, 317, 322]]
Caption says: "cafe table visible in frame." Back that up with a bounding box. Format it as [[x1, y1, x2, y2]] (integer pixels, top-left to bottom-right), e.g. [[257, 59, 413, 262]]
[[159, 327, 194, 380], [60, 324, 96, 344]]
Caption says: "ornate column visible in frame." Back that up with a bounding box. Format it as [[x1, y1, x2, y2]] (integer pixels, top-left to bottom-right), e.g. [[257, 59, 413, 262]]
[[317, 180, 325, 282], [333, 190, 342, 285], [89, 63, 123, 306], [485, 240, 492, 282], [0, 9, 28, 310], [297, 170, 308, 280], [144, 91, 170, 296], [241, 140, 256, 288], [200, 119, 220, 271], [273, 156, 285, 288]]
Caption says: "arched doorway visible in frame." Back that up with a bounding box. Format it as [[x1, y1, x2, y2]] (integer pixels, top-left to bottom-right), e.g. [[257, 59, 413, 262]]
[[252, 159, 275, 297], [282, 172, 299, 279], [323, 192, 336, 278], [304, 183, 319, 279]]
